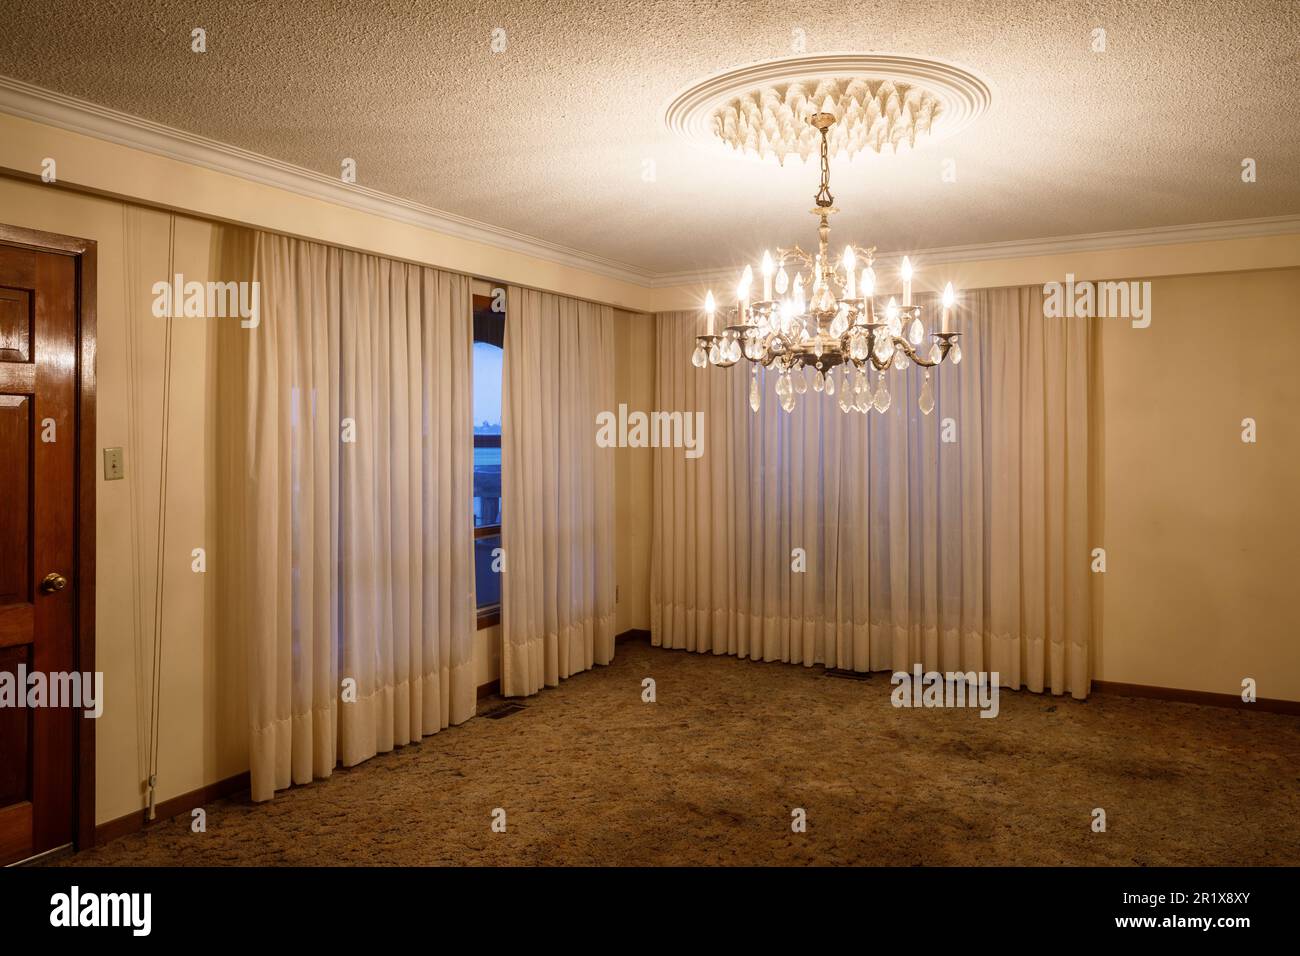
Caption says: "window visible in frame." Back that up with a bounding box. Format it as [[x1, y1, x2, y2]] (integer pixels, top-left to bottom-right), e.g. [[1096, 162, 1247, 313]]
[[472, 294, 504, 627]]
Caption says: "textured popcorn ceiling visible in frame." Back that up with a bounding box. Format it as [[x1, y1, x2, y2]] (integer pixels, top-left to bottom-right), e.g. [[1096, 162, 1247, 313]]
[[1, 0, 1298, 276]]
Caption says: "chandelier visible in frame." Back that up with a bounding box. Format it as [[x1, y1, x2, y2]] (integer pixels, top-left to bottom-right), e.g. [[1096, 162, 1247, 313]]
[[692, 106, 963, 415]]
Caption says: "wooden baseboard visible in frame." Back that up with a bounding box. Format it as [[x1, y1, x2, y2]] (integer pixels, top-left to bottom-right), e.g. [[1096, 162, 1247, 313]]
[[94, 772, 250, 846], [476, 678, 500, 700], [1092, 680, 1300, 715]]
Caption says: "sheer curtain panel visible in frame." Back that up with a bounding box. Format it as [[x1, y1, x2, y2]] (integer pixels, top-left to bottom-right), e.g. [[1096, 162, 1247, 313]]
[[500, 287, 617, 697], [650, 285, 1094, 698], [244, 233, 476, 801]]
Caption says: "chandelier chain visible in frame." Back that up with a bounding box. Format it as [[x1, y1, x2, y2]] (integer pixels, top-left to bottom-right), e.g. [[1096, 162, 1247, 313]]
[[814, 125, 834, 208]]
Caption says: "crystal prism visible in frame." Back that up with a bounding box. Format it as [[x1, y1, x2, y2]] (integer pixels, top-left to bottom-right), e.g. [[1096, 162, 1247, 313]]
[[908, 318, 924, 345], [691, 345, 707, 368], [749, 374, 761, 412], [950, 340, 962, 365], [873, 379, 891, 412], [918, 373, 935, 415]]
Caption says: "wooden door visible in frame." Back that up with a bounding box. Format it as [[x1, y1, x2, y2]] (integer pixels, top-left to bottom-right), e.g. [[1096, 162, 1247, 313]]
[[0, 240, 79, 864]]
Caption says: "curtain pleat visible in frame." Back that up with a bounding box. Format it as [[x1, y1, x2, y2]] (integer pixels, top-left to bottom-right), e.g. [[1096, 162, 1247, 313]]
[[245, 233, 475, 802], [501, 288, 616, 697], [651, 285, 1095, 698]]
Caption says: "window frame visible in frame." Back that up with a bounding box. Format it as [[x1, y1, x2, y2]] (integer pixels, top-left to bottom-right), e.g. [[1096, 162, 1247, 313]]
[[472, 293, 503, 630]]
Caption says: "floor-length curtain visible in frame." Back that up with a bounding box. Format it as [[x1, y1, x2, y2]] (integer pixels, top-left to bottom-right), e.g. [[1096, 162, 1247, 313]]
[[244, 232, 476, 801], [501, 287, 616, 697], [651, 285, 1094, 698]]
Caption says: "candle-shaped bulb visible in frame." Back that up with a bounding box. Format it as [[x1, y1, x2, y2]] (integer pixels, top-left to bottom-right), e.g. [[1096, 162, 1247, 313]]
[[942, 282, 955, 309], [761, 251, 774, 301], [705, 289, 715, 335], [793, 273, 805, 315], [738, 266, 752, 325], [886, 296, 899, 320], [861, 266, 875, 297], [900, 256, 913, 306]]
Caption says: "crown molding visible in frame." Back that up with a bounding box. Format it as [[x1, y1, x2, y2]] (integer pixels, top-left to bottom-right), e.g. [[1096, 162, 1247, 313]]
[[2, 75, 1297, 294], [650, 214, 1300, 288], [0, 74, 656, 286]]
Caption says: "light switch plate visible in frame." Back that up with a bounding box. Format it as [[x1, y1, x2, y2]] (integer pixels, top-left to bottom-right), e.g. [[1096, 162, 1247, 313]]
[[103, 446, 124, 481]]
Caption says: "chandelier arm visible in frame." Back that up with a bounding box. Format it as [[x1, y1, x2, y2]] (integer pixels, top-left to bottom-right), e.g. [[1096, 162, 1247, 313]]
[[894, 338, 943, 368], [777, 247, 815, 272]]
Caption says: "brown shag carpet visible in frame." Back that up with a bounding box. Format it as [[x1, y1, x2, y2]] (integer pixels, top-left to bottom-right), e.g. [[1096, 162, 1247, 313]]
[[54, 641, 1300, 866]]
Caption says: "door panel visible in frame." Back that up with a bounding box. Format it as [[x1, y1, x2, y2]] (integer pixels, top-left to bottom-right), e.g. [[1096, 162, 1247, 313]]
[[0, 395, 31, 607], [0, 287, 32, 362], [0, 243, 78, 864]]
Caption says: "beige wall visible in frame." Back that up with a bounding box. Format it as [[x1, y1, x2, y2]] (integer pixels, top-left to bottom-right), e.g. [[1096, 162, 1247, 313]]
[[0, 176, 247, 824], [1097, 267, 1300, 701], [3, 121, 1299, 828]]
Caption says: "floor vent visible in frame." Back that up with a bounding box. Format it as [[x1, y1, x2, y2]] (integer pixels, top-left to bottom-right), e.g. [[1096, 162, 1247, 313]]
[[824, 668, 871, 681], [480, 702, 527, 720]]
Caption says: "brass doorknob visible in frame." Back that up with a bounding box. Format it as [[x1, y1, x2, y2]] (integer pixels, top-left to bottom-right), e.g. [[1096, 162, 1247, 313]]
[[39, 572, 68, 594]]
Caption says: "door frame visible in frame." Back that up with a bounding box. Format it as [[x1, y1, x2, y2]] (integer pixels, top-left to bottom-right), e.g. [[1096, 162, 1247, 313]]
[[0, 222, 96, 852]]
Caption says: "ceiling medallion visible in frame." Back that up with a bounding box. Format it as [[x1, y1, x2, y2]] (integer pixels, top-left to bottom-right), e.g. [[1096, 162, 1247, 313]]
[[665, 53, 993, 162], [691, 108, 963, 415]]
